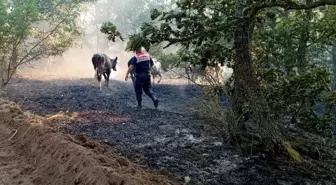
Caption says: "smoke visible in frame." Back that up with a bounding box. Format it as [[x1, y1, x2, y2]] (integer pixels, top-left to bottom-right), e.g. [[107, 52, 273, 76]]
[[17, 0, 232, 86], [19, 42, 134, 82], [44, 42, 133, 81], [18, 1, 134, 81]]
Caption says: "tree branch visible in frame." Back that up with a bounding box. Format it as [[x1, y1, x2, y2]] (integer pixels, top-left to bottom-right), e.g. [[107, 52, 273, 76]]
[[308, 31, 336, 47], [162, 23, 234, 48], [16, 2, 81, 69], [247, 0, 336, 17], [16, 21, 66, 68], [39, 0, 68, 14], [4, 51, 46, 87], [7, 29, 26, 80], [14, 51, 45, 69]]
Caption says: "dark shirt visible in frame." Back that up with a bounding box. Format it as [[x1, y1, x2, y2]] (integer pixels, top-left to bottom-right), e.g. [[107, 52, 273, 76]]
[[129, 52, 154, 75]]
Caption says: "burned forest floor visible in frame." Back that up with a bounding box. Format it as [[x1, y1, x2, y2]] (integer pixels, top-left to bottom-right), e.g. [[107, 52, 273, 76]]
[[1, 76, 336, 185]]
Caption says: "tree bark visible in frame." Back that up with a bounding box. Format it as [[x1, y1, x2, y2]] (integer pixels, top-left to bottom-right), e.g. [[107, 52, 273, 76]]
[[232, 18, 256, 119], [297, 0, 313, 72], [233, 0, 281, 142], [332, 44, 336, 91], [233, 0, 251, 119], [331, 43, 336, 135]]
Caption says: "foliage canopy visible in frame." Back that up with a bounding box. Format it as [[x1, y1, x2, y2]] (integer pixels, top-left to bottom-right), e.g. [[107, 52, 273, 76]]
[[127, 0, 336, 145], [0, 0, 94, 87]]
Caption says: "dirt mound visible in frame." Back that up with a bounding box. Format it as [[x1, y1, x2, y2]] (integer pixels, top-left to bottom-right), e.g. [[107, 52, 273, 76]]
[[0, 99, 179, 185]]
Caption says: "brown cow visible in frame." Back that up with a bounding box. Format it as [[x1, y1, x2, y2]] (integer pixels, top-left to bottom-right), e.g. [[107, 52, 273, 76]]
[[92, 53, 118, 90]]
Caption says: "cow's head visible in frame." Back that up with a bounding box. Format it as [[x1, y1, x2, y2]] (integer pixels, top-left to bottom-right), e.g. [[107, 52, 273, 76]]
[[111, 56, 118, 71], [92, 54, 102, 69]]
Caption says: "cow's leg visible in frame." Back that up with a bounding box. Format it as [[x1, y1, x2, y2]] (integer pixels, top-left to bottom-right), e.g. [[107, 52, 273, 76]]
[[95, 68, 102, 90], [105, 70, 111, 88], [97, 74, 102, 90], [103, 73, 107, 87], [152, 75, 156, 85], [157, 73, 162, 83]]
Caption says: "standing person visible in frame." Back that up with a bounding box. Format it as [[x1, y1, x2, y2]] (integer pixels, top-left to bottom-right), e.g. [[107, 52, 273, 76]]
[[125, 47, 159, 109]]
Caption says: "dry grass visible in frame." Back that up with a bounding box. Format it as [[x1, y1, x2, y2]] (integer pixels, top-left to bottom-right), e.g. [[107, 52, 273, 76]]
[[187, 96, 232, 140]]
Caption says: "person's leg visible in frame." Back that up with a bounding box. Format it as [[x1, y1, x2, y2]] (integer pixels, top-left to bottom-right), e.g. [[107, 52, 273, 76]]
[[134, 77, 144, 108], [143, 76, 159, 108]]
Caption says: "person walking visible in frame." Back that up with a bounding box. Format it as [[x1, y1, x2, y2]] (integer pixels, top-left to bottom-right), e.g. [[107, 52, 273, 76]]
[[125, 47, 159, 109]]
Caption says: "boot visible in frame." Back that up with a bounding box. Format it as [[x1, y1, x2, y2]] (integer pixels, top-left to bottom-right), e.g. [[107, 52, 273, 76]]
[[137, 101, 142, 109], [154, 99, 159, 108]]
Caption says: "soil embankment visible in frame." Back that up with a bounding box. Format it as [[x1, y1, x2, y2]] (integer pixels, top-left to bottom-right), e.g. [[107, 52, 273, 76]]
[[0, 98, 179, 185]]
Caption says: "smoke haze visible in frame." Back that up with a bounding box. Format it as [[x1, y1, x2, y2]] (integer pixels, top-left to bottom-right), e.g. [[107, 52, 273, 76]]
[[18, 1, 134, 81]]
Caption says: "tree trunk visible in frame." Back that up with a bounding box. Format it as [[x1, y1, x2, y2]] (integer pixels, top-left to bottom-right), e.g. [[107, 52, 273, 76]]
[[297, 0, 313, 72], [332, 44, 336, 91], [331, 43, 336, 135], [232, 18, 255, 119], [233, 0, 281, 143]]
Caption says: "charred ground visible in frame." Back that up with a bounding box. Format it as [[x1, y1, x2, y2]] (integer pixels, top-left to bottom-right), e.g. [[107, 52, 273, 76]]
[[2, 77, 335, 185]]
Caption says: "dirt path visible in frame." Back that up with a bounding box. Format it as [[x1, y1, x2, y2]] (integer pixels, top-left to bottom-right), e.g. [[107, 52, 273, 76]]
[[3, 77, 336, 185]]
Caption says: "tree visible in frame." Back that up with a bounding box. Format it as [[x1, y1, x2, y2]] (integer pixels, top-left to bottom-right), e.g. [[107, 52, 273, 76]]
[[252, 5, 336, 138], [148, 44, 181, 71], [100, 21, 124, 42], [87, 0, 174, 50], [133, 0, 336, 148], [333, 44, 336, 91], [332, 43, 336, 135], [0, 0, 94, 87], [102, 0, 174, 36], [233, 0, 336, 144]]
